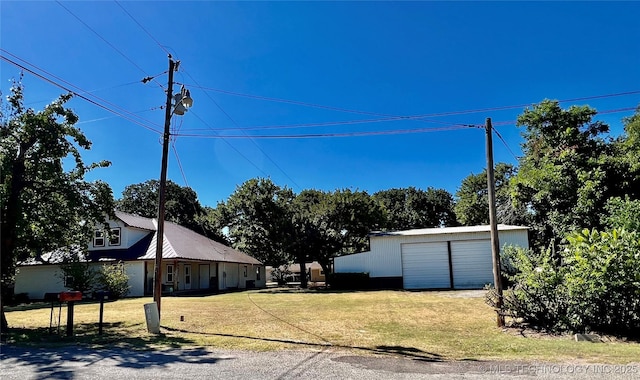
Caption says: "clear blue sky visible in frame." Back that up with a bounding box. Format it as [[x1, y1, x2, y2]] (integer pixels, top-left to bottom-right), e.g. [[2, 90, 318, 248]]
[[2, 1, 639, 207]]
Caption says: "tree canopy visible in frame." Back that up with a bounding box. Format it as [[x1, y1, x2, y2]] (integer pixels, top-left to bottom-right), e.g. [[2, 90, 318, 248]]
[[455, 163, 528, 226], [117, 179, 204, 232], [510, 100, 638, 248], [373, 187, 457, 230], [1, 80, 114, 329]]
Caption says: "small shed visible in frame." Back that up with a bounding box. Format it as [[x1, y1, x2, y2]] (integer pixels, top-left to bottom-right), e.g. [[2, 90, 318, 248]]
[[333, 225, 529, 290]]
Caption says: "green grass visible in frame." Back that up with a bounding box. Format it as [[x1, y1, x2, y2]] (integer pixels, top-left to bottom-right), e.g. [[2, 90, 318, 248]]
[[5, 289, 640, 363]]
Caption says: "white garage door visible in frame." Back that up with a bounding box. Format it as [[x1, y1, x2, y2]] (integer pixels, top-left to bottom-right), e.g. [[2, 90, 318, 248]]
[[401, 242, 450, 289], [451, 240, 493, 289]]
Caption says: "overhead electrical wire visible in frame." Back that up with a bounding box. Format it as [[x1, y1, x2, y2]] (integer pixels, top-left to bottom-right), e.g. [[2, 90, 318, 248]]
[[182, 70, 304, 190], [113, 0, 303, 190], [114, 0, 173, 57], [180, 82, 640, 125], [175, 124, 474, 139], [55, 0, 166, 91], [491, 127, 519, 161], [0, 52, 162, 134]]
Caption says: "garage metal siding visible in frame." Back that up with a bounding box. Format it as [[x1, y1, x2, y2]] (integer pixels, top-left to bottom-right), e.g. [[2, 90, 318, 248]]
[[451, 240, 493, 289], [401, 242, 450, 289]]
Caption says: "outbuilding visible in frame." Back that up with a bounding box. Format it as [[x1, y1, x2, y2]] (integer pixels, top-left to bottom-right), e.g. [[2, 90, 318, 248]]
[[333, 225, 529, 290]]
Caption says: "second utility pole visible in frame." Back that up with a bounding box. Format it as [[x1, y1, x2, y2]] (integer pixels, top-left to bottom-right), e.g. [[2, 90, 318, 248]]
[[153, 55, 176, 320], [485, 117, 504, 327]]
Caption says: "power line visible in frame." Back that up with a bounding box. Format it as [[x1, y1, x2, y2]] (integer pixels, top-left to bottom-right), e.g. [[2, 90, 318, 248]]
[[182, 70, 304, 191], [180, 82, 640, 123], [490, 106, 639, 128], [0, 52, 162, 134], [187, 109, 272, 178], [491, 127, 519, 161], [113, 3, 302, 190], [1, 49, 163, 131], [55, 0, 166, 91], [175, 124, 473, 139], [114, 0, 173, 57], [178, 114, 464, 133]]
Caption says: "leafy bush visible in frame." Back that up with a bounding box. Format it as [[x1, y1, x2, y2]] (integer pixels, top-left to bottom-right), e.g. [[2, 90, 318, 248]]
[[58, 260, 97, 293], [97, 261, 130, 299], [501, 245, 571, 331], [502, 229, 640, 337], [563, 229, 640, 336]]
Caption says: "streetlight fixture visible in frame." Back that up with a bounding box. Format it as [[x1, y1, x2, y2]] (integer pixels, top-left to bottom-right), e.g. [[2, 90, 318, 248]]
[[152, 55, 192, 324]]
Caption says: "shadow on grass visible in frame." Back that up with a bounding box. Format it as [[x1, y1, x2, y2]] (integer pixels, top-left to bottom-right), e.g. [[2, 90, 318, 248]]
[[161, 326, 443, 362], [1, 323, 230, 379]]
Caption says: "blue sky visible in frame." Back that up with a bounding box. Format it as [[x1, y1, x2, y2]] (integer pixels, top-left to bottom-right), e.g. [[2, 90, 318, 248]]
[[2, 1, 639, 207]]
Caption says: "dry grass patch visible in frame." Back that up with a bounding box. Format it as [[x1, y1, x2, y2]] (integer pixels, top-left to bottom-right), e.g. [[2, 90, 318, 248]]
[[5, 289, 640, 363]]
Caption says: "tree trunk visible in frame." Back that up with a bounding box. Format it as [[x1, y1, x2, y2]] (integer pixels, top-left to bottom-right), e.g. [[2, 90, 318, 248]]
[[318, 260, 332, 287]]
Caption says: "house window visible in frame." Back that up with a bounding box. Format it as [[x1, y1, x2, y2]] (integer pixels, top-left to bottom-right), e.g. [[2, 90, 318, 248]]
[[243, 266, 248, 277], [94, 230, 105, 247], [256, 267, 261, 281], [108, 228, 121, 246], [166, 264, 174, 283]]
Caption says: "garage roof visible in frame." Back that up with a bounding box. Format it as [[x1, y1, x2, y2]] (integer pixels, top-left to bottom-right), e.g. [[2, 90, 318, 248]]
[[369, 224, 528, 237]]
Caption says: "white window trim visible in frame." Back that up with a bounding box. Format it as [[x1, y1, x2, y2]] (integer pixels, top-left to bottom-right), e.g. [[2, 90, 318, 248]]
[[166, 264, 174, 283], [108, 227, 121, 246], [94, 230, 105, 247]]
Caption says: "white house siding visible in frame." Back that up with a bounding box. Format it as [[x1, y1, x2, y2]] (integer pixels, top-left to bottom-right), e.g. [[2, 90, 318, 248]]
[[14, 265, 65, 299], [124, 261, 144, 297], [199, 263, 211, 289], [14, 261, 144, 299], [220, 262, 239, 290]]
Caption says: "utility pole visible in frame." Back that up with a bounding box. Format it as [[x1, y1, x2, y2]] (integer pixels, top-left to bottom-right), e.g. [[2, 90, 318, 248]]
[[153, 55, 176, 320], [485, 117, 504, 327]]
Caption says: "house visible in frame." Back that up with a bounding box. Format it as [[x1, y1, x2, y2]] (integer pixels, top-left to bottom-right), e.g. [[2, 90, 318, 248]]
[[333, 224, 529, 290], [14, 211, 265, 300]]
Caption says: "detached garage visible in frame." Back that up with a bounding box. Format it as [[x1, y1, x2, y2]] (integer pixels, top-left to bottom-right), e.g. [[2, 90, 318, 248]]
[[334, 225, 529, 290]]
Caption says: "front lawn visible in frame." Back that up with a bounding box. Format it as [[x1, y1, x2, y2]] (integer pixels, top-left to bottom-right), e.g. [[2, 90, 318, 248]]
[[4, 289, 639, 363]]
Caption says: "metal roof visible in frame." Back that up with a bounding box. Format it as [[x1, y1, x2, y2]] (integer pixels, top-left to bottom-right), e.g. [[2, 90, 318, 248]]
[[138, 220, 262, 265], [115, 210, 156, 230], [369, 224, 529, 237]]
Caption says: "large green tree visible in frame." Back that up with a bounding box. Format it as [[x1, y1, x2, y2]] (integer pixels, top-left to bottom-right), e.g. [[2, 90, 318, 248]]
[[214, 178, 295, 266], [510, 100, 633, 249], [303, 189, 384, 278], [373, 187, 457, 230], [454, 163, 528, 226], [1, 80, 114, 329], [117, 179, 208, 235]]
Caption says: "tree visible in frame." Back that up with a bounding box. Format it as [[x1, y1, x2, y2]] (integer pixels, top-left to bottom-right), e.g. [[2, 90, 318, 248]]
[[304, 189, 384, 279], [373, 187, 457, 230], [603, 196, 640, 232], [214, 178, 295, 266], [454, 163, 528, 226], [1, 79, 114, 329], [117, 179, 204, 232], [510, 100, 626, 249]]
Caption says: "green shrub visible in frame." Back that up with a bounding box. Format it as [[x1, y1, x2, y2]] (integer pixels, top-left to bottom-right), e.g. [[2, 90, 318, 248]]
[[97, 261, 130, 299], [502, 229, 640, 337]]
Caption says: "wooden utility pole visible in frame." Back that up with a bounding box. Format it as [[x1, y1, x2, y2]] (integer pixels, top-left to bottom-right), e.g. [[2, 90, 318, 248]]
[[153, 55, 176, 320], [485, 117, 505, 327]]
